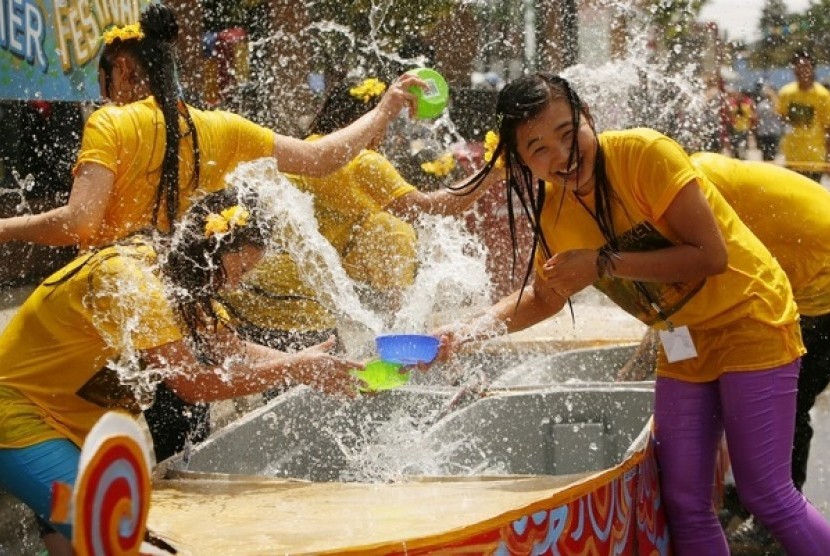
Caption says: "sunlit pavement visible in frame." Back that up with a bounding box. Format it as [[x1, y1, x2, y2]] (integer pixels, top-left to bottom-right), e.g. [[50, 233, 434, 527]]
[[805, 392, 830, 517]]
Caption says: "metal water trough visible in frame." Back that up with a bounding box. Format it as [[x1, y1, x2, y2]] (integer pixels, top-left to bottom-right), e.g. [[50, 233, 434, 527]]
[[159, 344, 654, 481], [1, 345, 653, 554]]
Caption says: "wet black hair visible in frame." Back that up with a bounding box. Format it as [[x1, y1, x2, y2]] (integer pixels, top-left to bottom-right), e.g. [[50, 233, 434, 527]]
[[99, 3, 201, 232], [459, 73, 619, 301], [307, 76, 384, 136], [42, 186, 269, 363], [159, 186, 270, 362], [792, 49, 814, 64]]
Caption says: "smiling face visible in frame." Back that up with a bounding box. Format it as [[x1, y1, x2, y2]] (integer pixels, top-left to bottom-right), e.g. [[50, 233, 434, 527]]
[[514, 98, 598, 196]]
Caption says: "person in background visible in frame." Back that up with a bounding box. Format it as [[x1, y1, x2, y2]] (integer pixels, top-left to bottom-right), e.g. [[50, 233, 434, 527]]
[[222, 75, 503, 352], [776, 49, 830, 182], [432, 72, 830, 555], [725, 88, 755, 159], [618, 152, 830, 555], [752, 82, 783, 162], [0, 187, 363, 554], [0, 4, 420, 462]]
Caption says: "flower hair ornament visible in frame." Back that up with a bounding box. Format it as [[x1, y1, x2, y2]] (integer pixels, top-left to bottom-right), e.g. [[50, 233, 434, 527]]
[[421, 152, 456, 177], [101, 23, 144, 45], [483, 130, 505, 169], [204, 205, 250, 238], [349, 78, 387, 103]]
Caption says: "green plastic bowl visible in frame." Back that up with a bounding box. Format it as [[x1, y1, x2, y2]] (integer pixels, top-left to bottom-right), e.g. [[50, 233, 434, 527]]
[[350, 359, 411, 393], [405, 67, 449, 119]]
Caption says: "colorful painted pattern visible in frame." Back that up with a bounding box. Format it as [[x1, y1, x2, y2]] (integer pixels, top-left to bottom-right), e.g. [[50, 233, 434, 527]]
[[377, 434, 670, 556]]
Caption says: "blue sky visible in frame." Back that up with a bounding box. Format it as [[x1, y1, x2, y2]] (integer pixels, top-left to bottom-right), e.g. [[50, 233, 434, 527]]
[[698, 0, 812, 42]]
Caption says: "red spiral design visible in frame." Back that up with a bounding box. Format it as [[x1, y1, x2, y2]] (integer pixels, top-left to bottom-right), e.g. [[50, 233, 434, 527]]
[[74, 437, 150, 555]]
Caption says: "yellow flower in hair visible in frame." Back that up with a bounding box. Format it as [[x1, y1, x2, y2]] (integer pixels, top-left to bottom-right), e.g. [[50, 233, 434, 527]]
[[102, 23, 145, 45], [421, 152, 456, 177], [349, 78, 387, 103], [204, 205, 250, 238], [483, 130, 505, 169]]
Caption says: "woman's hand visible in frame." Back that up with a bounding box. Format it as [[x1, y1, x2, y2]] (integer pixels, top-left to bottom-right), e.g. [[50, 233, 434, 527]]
[[540, 249, 598, 298], [374, 73, 424, 123], [433, 325, 466, 363], [292, 337, 364, 397]]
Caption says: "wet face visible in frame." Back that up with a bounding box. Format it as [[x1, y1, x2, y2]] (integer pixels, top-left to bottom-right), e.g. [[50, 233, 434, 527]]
[[514, 98, 598, 195], [219, 243, 264, 290], [794, 57, 815, 87], [97, 55, 140, 105], [97, 66, 111, 101]]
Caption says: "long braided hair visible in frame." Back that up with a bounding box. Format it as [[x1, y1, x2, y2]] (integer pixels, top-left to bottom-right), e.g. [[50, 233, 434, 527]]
[[98, 4, 201, 231], [458, 73, 619, 297]]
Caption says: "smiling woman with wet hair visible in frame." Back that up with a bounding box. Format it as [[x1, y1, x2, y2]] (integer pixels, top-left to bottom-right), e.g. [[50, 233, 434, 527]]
[[435, 72, 830, 555]]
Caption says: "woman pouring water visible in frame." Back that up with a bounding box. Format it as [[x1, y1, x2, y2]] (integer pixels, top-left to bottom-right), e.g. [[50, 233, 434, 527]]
[[432, 72, 830, 555], [0, 4, 423, 250]]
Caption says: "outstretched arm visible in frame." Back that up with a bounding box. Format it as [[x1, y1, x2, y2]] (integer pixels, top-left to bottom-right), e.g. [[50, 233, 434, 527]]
[[144, 332, 363, 403], [0, 163, 113, 246], [434, 273, 567, 360], [386, 167, 505, 221], [273, 74, 424, 177]]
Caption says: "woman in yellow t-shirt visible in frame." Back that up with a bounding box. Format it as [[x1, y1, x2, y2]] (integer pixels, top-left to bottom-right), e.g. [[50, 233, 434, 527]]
[[0, 187, 362, 550], [0, 5, 422, 250], [0, 4, 422, 472], [433, 73, 830, 555], [222, 76, 503, 349]]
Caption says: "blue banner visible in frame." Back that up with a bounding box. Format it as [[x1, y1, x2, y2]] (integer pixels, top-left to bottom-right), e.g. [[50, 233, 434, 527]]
[[0, 0, 151, 101]]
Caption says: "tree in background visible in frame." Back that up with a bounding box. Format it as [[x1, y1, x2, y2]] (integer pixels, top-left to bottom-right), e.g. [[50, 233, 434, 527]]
[[749, 0, 830, 68]]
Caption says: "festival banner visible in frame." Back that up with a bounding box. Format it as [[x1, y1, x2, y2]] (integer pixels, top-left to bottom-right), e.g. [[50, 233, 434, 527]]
[[0, 0, 151, 101]]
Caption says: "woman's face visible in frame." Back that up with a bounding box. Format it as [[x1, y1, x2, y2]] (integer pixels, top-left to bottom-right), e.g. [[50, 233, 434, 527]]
[[220, 243, 264, 290], [514, 98, 598, 195], [97, 55, 140, 105]]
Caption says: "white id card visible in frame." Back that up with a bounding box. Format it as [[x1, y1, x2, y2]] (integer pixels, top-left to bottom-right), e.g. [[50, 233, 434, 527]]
[[658, 325, 698, 362]]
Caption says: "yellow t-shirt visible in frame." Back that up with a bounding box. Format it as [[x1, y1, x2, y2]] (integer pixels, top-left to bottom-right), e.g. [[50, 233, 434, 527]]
[[535, 129, 803, 382], [0, 244, 182, 448], [223, 149, 418, 332], [294, 148, 417, 252], [776, 82, 830, 163], [73, 97, 275, 248], [692, 153, 830, 316]]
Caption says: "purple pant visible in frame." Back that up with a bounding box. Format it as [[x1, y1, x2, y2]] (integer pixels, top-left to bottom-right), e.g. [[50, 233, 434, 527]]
[[654, 359, 830, 555]]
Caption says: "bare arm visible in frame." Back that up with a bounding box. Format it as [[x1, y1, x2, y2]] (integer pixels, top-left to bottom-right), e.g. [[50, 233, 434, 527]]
[[434, 275, 567, 360], [143, 333, 363, 403], [538, 180, 728, 298], [273, 74, 424, 177], [385, 168, 505, 221], [0, 163, 113, 246]]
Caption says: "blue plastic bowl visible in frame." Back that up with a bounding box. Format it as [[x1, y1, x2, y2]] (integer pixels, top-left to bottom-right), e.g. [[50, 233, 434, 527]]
[[375, 334, 440, 365]]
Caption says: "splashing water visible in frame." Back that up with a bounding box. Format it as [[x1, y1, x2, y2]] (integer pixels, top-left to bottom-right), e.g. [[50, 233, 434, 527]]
[[225, 159, 386, 354], [223, 158, 493, 353], [329, 406, 505, 482], [392, 213, 491, 332]]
